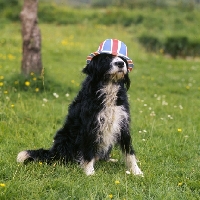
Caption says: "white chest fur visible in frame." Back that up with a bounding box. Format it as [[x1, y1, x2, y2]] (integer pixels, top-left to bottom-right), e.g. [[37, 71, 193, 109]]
[[97, 83, 128, 152]]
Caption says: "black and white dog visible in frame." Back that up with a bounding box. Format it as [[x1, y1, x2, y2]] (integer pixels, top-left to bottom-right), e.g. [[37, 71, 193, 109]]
[[17, 40, 143, 176]]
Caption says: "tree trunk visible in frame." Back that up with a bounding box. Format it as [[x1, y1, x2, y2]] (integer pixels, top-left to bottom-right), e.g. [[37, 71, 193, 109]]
[[20, 0, 42, 76]]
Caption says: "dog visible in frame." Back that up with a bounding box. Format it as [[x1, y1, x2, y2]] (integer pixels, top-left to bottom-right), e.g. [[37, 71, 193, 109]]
[[17, 39, 143, 176]]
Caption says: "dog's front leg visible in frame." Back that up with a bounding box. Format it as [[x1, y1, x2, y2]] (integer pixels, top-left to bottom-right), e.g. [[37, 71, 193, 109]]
[[126, 153, 143, 176], [81, 158, 95, 176], [120, 131, 143, 176]]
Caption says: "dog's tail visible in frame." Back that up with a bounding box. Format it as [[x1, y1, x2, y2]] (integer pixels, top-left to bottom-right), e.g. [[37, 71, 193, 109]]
[[17, 148, 56, 164]]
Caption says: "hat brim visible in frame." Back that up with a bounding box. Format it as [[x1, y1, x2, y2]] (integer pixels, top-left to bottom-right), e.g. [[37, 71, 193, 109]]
[[86, 51, 134, 72]]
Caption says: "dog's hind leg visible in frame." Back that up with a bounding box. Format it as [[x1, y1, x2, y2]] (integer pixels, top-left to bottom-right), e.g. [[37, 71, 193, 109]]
[[17, 149, 54, 163], [17, 150, 31, 162]]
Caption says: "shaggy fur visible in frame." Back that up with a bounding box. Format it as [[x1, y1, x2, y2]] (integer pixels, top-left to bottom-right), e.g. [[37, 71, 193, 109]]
[[17, 54, 143, 176]]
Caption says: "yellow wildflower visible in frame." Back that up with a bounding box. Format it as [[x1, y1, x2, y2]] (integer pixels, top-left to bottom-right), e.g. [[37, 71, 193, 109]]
[[8, 54, 15, 60], [39, 162, 42, 165], [0, 75, 4, 79], [25, 81, 30, 86], [0, 82, 3, 86], [178, 128, 182, 132], [71, 80, 75, 84], [115, 180, 120, 184], [11, 104, 15, 108], [4, 91, 8, 94], [108, 194, 113, 199], [33, 77, 37, 81], [30, 72, 34, 76], [14, 81, 19, 85], [178, 182, 183, 186], [61, 40, 68, 46], [35, 88, 39, 92], [0, 183, 5, 187]]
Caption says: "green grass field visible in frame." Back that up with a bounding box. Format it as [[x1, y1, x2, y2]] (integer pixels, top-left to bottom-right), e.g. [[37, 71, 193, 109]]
[[0, 8, 200, 199]]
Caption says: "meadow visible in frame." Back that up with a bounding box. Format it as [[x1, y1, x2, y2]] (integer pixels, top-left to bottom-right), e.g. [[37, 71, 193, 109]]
[[0, 5, 200, 200]]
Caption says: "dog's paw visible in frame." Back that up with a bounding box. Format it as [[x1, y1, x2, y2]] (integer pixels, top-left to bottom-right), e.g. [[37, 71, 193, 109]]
[[130, 166, 144, 177], [107, 158, 118, 163], [81, 159, 95, 176], [17, 151, 30, 162], [85, 168, 95, 176], [83, 163, 95, 176]]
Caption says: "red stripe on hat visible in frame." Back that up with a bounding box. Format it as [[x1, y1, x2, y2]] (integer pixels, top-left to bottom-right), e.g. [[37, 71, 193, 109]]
[[98, 41, 104, 51], [112, 39, 118, 55], [87, 56, 92, 60], [94, 52, 99, 56], [128, 67, 133, 72]]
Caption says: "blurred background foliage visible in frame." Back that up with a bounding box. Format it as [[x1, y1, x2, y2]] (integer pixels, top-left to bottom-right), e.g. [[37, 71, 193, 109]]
[[0, 0, 200, 58]]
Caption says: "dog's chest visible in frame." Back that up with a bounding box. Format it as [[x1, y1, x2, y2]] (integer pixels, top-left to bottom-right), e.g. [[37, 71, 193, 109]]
[[97, 83, 128, 150]]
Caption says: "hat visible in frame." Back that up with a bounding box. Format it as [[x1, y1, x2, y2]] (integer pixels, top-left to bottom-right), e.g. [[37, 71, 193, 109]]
[[86, 39, 134, 72]]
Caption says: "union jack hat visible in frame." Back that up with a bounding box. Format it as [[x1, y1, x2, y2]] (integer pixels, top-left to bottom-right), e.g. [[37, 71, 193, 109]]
[[86, 39, 134, 72]]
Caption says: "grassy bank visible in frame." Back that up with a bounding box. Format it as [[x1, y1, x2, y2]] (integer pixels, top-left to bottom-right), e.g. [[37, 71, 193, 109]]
[[1, 3, 200, 58]]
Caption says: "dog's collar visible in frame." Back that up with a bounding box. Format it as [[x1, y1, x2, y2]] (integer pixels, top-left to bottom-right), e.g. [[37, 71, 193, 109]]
[[86, 39, 134, 72]]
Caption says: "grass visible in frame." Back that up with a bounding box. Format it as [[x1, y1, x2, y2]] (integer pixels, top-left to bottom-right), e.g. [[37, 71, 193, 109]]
[[0, 15, 200, 200]]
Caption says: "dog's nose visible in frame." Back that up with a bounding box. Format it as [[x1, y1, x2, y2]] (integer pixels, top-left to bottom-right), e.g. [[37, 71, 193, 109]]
[[114, 61, 124, 68]]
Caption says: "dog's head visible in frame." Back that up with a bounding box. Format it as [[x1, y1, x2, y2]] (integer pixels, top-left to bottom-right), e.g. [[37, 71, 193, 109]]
[[83, 54, 130, 90]]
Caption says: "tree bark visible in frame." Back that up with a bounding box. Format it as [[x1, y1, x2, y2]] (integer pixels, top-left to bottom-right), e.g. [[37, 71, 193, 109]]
[[20, 0, 42, 76]]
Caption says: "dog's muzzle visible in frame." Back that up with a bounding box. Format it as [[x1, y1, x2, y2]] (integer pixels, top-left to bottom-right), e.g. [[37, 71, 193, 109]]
[[112, 57, 127, 73], [107, 57, 127, 82], [113, 61, 124, 69]]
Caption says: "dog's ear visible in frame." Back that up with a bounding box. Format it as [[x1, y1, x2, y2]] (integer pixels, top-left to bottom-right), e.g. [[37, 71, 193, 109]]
[[82, 62, 94, 76], [82, 54, 112, 77], [119, 57, 131, 90], [124, 73, 131, 90], [82, 55, 100, 76]]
